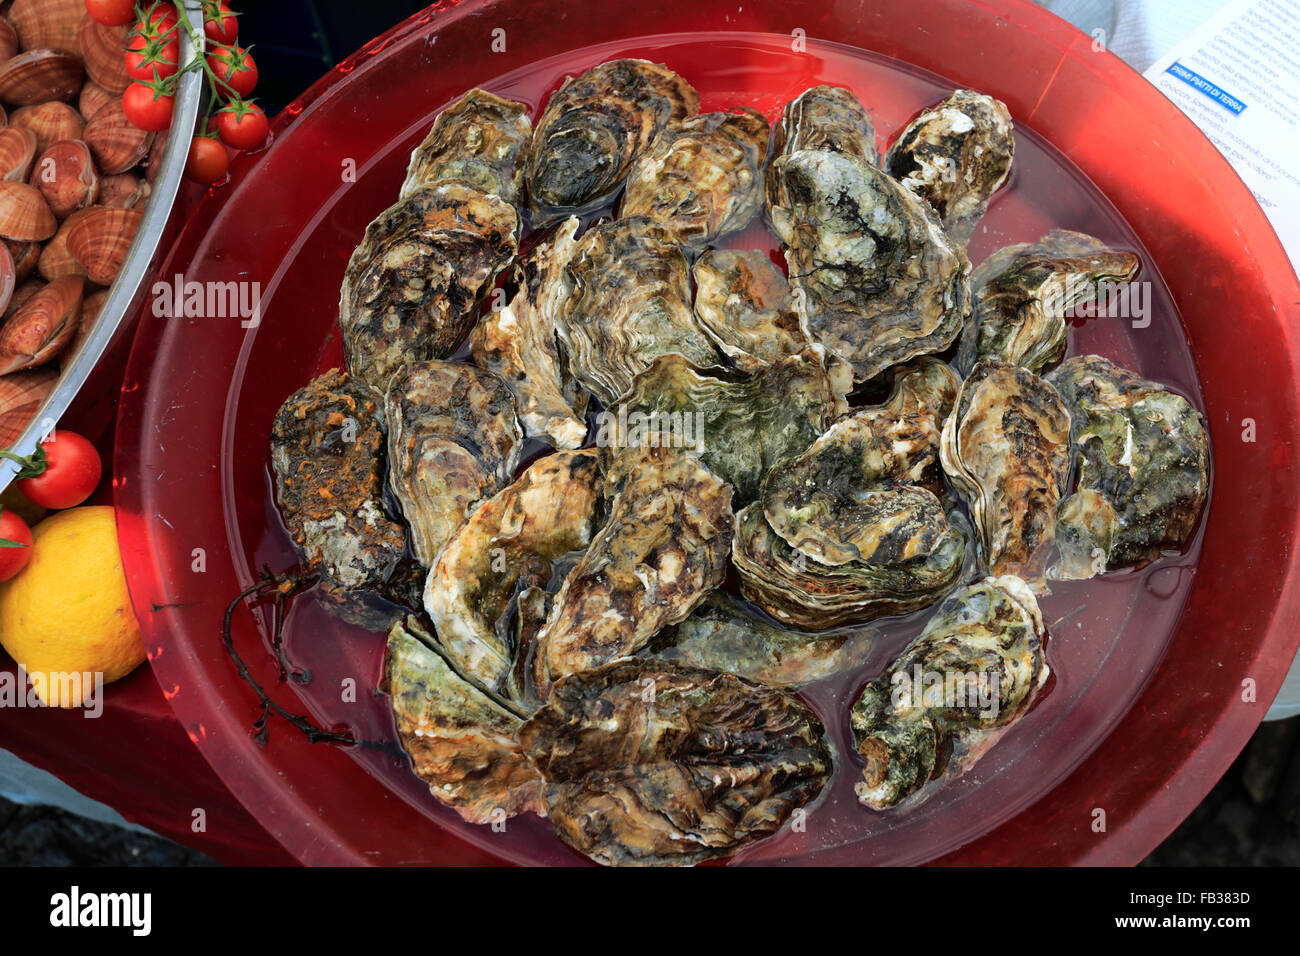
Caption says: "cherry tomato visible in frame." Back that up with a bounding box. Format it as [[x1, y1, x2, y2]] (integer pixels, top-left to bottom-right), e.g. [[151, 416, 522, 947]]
[[122, 82, 174, 131], [185, 135, 230, 184], [139, 2, 179, 44], [0, 509, 33, 583], [126, 34, 180, 82], [208, 46, 257, 97], [16, 432, 103, 510], [216, 102, 268, 151], [204, 2, 239, 46], [84, 0, 136, 26]]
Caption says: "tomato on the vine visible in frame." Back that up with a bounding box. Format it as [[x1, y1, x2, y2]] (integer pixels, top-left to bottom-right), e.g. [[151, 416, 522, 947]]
[[216, 100, 268, 151], [145, 2, 180, 36], [208, 46, 257, 97], [15, 432, 103, 511], [185, 135, 230, 184], [122, 81, 174, 131], [126, 32, 180, 82], [84, 0, 136, 27], [203, 2, 239, 46], [0, 508, 33, 583]]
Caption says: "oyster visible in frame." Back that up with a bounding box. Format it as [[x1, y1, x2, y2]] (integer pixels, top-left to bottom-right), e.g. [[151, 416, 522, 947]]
[[339, 181, 519, 389], [651, 591, 877, 687], [532, 447, 733, 696], [384, 617, 543, 823], [766, 85, 877, 212], [885, 89, 1015, 246], [400, 88, 532, 203], [519, 658, 832, 866], [385, 361, 523, 566], [622, 109, 769, 248], [732, 502, 969, 630], [557, 216, 720, 405], [599, 347, 844, 506], [940, 360, 1071, 585], [424, 450, 603, 692], [270, 368, 405, 591], [470, 217, 588, 448], [526, 59, 700, 222], [762, 358, 959, 567], [961, 230, 1141, 374], [768, 148, 970, 383], [850, 575, 1049, 810], [1046, 355, 1209, 579]]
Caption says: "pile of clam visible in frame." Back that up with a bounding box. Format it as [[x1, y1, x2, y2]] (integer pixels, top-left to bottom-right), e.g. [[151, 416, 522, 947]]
[[269, 59, 1212, 866], [0, 0, 159, 444]]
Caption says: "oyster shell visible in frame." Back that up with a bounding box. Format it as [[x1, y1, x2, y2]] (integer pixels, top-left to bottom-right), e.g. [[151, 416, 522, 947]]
[[470, 217, 589, 448], [339, 181, 519, 389], [599, 347, 845, 506], [621, 109, 769, 248], [651, 591, 877, 687], [768, 148, 970, 383], [766, 85, 877, 213], [526, 59, 700, 222], [385, 361, 523, 566], [270, 368, 405, 591], [940, 360, 1071, 585], [762, 358, 959, 567], [424, 450, 603, 692], [1046, 355, 1209, 579], [519, 658, 832, 866], [384, 617, 543, 823], [400, 88, 532, 203], [885, 89, 1015, 246], [850, 575, 1049, 810], [556, 216, 720, 405], [732, 501, 969, 630], [532, 447, 733, 696], [960, 230, 1141, 374]]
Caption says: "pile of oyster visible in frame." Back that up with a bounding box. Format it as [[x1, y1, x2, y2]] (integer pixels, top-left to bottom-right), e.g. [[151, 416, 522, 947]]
[[270, 62, 1210, 866]]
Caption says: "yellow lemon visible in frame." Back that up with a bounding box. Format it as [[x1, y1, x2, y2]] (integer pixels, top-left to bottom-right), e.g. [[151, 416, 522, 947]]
[[0, 506, 144, 707]]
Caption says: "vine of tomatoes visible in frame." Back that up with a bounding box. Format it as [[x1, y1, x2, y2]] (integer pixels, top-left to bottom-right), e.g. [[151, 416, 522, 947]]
[[87, 2, 269, 185]]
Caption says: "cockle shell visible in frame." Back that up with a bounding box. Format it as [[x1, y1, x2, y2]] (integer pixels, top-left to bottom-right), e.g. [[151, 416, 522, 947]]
[[83, 100, 153, 175], [0, 125, 34, 181], [0, 273, 82, 374], [4, 276, 42, 317], [37, 207, 91, 281], [65, 205, 140, 284], [96, 172, 147, 209], [0, 240, 13, 314], [5, 239, 37, 280], [0, 180, 55, 241], [76, 15, 132, 95], [11, 102, 84, 155], [0, 366, 57, 446], [78, 82, 113, 122], [67, 286, 107, 361], [0, 19, 18, 64], [0, 50, 84, 106], [9, 0, 84, 54], [34, 139, 98, 218]]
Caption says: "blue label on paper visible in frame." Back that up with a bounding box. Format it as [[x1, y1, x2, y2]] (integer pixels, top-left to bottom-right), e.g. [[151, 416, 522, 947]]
[[1165, 61, 1247, 114]]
